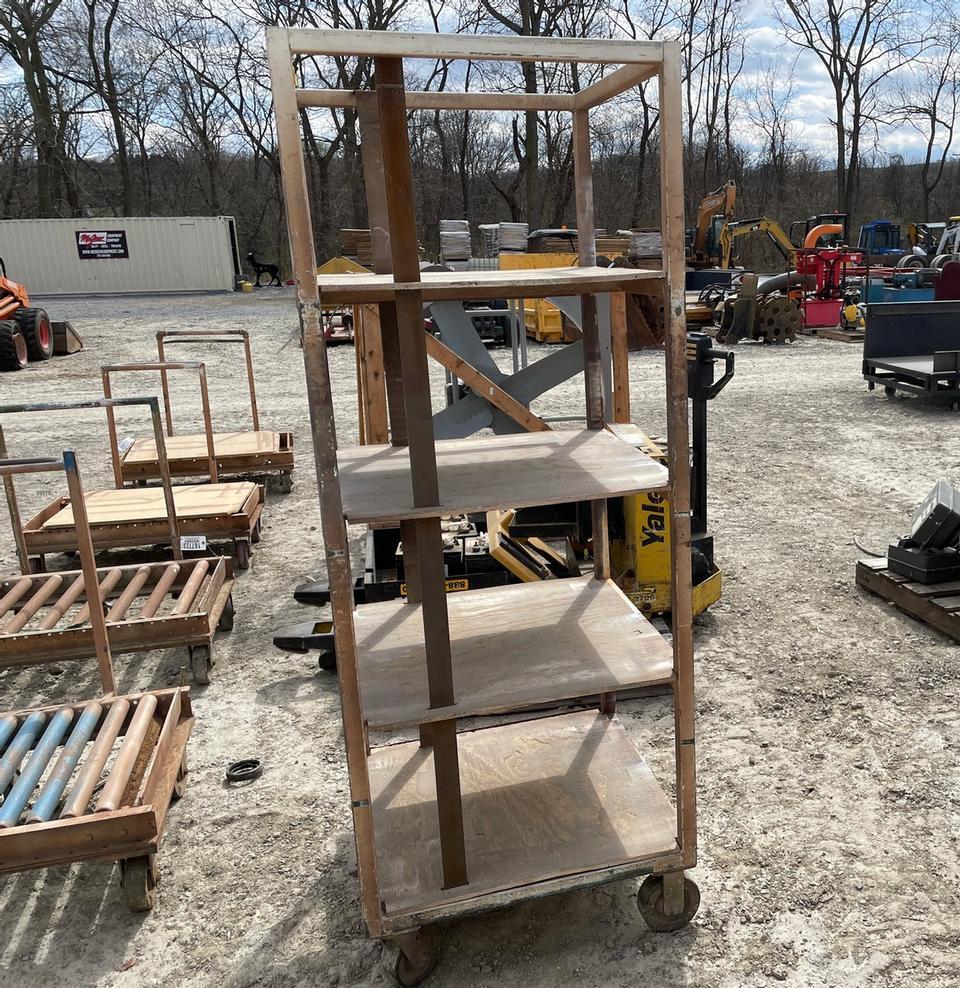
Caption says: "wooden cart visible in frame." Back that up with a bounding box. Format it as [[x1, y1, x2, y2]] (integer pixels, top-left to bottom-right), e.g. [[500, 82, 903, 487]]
[[1, 396, 264, 571], [0, 687, 194, 911], [0, 453, 194, 910], [269, 28, 697, 983], [1, 452, 235, 684], [126, 329, 294, 492]]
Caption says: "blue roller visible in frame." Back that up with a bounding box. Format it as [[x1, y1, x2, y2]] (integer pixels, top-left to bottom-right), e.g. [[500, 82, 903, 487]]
[[0, 714, 18, 754], [0, 712, 46, 795], [0, 709, 74, 828], [27, 703, 101, 824]]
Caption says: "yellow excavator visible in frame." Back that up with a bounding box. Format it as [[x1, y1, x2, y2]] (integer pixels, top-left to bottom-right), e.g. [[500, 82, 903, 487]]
[[687, 181, 737, 268], [719, 216, 797, 269]]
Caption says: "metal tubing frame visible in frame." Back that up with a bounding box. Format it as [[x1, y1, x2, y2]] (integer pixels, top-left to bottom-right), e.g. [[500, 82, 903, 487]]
[[156, 330, 260, 432], [0, 453, 117, 693], [267, 25, 696, 932], [0, 397, 183, 573], [101, 362, 219, 484]]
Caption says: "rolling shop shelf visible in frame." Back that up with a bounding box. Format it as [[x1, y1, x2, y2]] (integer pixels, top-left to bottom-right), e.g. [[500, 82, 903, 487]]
[[269, 25, 698, 983]]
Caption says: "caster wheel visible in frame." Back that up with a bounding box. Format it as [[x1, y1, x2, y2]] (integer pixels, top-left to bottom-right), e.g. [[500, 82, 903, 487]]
[[251, 520, 262, 545], [172, 754, 188, 800], [28, 556, 46, 574], [189, 644, 212, 685], [884, 386, 896, 397], [234, 540, 250, 570], [135, 479, 147, 488], [277, 472, 293, 494], [218, 594, 235, 632], [121, 854, 158, 912], [318, 648, 337, 672], [637, 874, 700, 932], [394, 925, 441, 987]]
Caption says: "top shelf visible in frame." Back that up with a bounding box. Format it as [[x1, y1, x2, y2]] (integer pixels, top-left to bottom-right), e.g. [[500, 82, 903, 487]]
[[315, 265, 664, 305]]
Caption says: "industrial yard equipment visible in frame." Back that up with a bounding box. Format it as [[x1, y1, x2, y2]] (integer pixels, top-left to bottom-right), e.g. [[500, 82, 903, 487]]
[[1, 396, 264, 572], [0, 452, 235, 685], [686, 181, 736, 268], [857, 480, 960, 641], [793, 244, 864, 328], [719, 216, 797, 269], [0, 256, 83, 371], [270, 27, 700, 983], [858, 220, 904, 263], [152, 330, 294, 491], [0, 686, 194, 911], [789, 212, 848, 248], [862, 300, 960, 409]]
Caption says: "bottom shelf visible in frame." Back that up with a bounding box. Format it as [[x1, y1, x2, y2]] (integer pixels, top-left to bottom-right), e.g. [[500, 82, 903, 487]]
[[368, 709, 678, 923]]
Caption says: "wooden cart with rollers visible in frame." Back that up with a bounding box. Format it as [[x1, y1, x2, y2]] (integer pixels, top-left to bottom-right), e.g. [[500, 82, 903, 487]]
[[270, 28, 698, 984], [1, 451, 235, 685], [0, 453, 193, 910], [113, 329, 293, 492], [1, 396, 264, 571]]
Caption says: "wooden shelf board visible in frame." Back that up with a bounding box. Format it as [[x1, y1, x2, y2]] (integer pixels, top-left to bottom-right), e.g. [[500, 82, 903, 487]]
[[368, 709, 678, 920], [315, 265, 664, 304], [124, 431, 280, 464], [337, 429, 669, 524], [358, 576, 673, 730]]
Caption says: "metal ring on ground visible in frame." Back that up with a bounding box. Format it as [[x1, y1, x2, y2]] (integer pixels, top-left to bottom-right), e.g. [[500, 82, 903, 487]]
[[226, 758, 263, 783]]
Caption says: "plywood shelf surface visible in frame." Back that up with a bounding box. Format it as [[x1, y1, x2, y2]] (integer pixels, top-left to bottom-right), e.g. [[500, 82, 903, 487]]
[[316, 265, 664, 304], [368, 709, 678, 920], [337, 429, 669, 524], [124, 431, 281, 464], [42, 482, 256, 528], [357, 576, 673, 730]]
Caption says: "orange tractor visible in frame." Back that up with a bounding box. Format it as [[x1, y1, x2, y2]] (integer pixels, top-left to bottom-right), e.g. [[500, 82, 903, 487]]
[[0, 257, 55, 372]]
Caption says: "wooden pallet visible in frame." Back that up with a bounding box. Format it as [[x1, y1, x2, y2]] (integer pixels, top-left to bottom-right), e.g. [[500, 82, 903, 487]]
[[798, 325, 865, 343], [856, 557, 960, 641]]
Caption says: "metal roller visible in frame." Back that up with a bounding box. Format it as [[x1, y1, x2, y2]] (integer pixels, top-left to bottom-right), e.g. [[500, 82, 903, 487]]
[[59, 699, 129, 819], [69, 567, 122, 627], [26, 702, 102, 824], [0, 708, 74, 828], [0, 577, 33, 622], [4, 575, 63, 634], [106, 565, 152, 622], [0, 712, 46, 794], [0, 713, 19, 753], [95, 694, 158, 813], [38, 574, 88, 630], [171, 560, 210, 616], [139, 564, 180, 619]]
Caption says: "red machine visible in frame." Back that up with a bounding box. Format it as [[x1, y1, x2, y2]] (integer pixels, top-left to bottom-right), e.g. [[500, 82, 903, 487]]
[[793, 246, 864, 329], [0, 257, 54, 372]]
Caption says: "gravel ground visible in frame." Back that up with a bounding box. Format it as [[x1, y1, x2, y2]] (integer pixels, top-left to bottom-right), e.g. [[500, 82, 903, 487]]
[[1, 290, 958, 988]]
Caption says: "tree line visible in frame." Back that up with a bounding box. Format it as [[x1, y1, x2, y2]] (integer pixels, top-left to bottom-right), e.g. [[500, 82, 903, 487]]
[[1, 0, 958, 274]]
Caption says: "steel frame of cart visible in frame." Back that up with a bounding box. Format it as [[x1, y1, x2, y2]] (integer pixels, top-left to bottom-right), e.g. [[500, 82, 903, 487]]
[[269, 27, 698, 983], [0, 396, 264, 571]]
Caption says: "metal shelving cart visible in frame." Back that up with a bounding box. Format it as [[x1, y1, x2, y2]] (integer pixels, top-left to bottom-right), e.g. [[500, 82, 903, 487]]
[[268, 27, 697, 983]]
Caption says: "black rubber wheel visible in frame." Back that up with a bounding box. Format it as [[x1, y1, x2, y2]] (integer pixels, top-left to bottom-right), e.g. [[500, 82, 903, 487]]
[[14, 308, 54, 361], [277, 472, 293, 494], [251, 520, 262, 545], [884, 386, 896, 397], [637, 875, 700, 932], [217, 594, 235, 632], [318, 649, 337, 672], [121, 854, 159, 912], [234, 540, 251, 570], [189, 644, 212, 685], [226, 758, 263, 783], [28, 556, 46, 574], [0, 320, 27, 371], [394, 926, 442, 987]]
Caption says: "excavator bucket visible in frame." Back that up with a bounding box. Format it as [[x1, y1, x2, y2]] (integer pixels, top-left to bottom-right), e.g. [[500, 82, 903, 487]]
[[51, 321, 84, 355]]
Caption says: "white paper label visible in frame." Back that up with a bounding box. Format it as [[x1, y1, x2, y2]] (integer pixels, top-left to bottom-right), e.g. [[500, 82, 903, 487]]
[[180, 535, 207, 551], [118, 436, 135, 454]]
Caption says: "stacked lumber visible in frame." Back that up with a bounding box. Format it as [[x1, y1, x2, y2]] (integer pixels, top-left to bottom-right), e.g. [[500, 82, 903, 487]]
[[339, 229, 373, 268], [440, 220, 472, 263], [498, 222, 528, 252]]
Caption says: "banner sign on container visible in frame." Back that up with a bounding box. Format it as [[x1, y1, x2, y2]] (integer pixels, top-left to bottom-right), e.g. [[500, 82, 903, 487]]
[[76, 230, 129, 260]]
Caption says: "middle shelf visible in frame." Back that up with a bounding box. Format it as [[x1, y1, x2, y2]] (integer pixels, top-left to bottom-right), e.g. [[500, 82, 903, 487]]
[[337, 429, 669, 525], [356, 575, 674, 730]]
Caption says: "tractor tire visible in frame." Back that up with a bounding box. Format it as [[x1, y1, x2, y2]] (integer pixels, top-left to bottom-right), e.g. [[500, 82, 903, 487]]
[[14, 307, 54, 360], [0, 320, 28, 371]]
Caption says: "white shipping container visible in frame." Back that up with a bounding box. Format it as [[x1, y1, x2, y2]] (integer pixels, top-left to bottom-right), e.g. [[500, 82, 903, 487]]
[[0, 216, 243, 295]]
